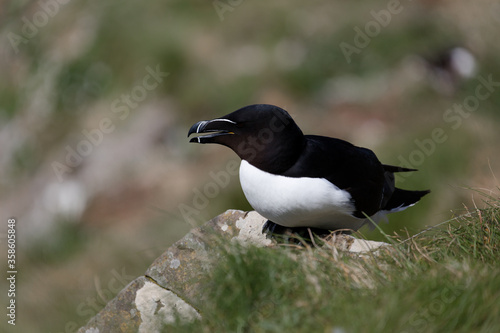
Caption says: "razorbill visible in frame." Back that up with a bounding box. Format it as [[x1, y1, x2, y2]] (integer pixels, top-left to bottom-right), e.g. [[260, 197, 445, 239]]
[[188, 104, 429, 231], [422, 46, 477, 95]]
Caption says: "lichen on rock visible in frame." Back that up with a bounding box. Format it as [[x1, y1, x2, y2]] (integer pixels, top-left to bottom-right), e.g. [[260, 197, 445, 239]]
[[78, 210, 388, 333]]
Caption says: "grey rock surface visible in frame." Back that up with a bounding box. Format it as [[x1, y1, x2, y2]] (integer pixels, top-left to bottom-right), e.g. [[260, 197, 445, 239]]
[[78, 210, 387, 333]]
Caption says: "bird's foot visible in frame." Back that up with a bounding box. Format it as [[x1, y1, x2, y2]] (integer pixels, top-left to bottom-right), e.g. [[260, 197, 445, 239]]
[[262, 220, 343, 245]]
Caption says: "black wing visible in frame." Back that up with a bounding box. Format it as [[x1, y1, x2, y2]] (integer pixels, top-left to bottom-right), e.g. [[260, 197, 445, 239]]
[[282, 135, 385, 217]]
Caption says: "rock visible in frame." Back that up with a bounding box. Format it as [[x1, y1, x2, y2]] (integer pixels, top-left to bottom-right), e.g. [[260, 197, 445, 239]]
[[78, 210, 387, 333], [135, 279, 200, 331]]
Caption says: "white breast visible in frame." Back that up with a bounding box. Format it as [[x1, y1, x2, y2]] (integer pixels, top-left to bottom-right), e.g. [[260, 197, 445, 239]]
[[239, 160, 366, 230]]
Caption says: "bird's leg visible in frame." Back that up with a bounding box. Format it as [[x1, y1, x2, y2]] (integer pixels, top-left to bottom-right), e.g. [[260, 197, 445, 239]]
[[262, 220, 335, 245], [262, 220, 279, 234], [262, 220, 297, 243]]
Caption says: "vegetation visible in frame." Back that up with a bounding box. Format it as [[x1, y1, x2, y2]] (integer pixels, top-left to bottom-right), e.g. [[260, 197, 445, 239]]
[[1, 1, 499, 332], [173, 197, 500, 332]]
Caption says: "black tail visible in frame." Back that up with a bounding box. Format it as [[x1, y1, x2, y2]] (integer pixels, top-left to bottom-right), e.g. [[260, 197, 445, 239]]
[[383, 164, 418, 173], [384, 188, 430, 212]]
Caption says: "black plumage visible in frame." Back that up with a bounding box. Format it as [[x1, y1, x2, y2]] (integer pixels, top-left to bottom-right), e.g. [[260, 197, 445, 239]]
[[188, 104, 429, 230]]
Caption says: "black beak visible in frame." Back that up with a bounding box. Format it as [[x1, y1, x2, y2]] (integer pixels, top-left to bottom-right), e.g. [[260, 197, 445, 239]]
[[187, 118, 237, 143]]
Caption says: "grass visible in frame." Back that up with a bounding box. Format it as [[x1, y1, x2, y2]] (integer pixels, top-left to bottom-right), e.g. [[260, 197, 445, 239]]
[[171, 196, 500, 333], [2, 1, 500, 332]]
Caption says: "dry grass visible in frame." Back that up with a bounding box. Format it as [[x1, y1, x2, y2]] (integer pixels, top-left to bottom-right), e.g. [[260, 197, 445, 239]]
[[172, 195, 500, 332]]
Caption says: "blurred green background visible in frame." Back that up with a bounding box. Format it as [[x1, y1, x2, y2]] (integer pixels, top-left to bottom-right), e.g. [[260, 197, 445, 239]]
[[1, 0, 499, 331]]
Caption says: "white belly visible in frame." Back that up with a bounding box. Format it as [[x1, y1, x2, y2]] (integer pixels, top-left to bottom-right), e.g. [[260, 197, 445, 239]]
[[239, 160, 367, 230]]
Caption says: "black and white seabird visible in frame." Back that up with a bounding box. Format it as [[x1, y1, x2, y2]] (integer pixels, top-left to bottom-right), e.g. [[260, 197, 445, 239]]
[[422, 46, 477, 95], [188, 104, 429, 231]]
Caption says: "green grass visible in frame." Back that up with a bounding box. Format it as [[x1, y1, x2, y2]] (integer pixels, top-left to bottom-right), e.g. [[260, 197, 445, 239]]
[[171, 198, 500, 333], [3, 1, 500, 332]]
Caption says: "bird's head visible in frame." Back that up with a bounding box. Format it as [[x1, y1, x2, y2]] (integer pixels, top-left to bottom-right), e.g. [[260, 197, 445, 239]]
[[188, 104, 305, 173]]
